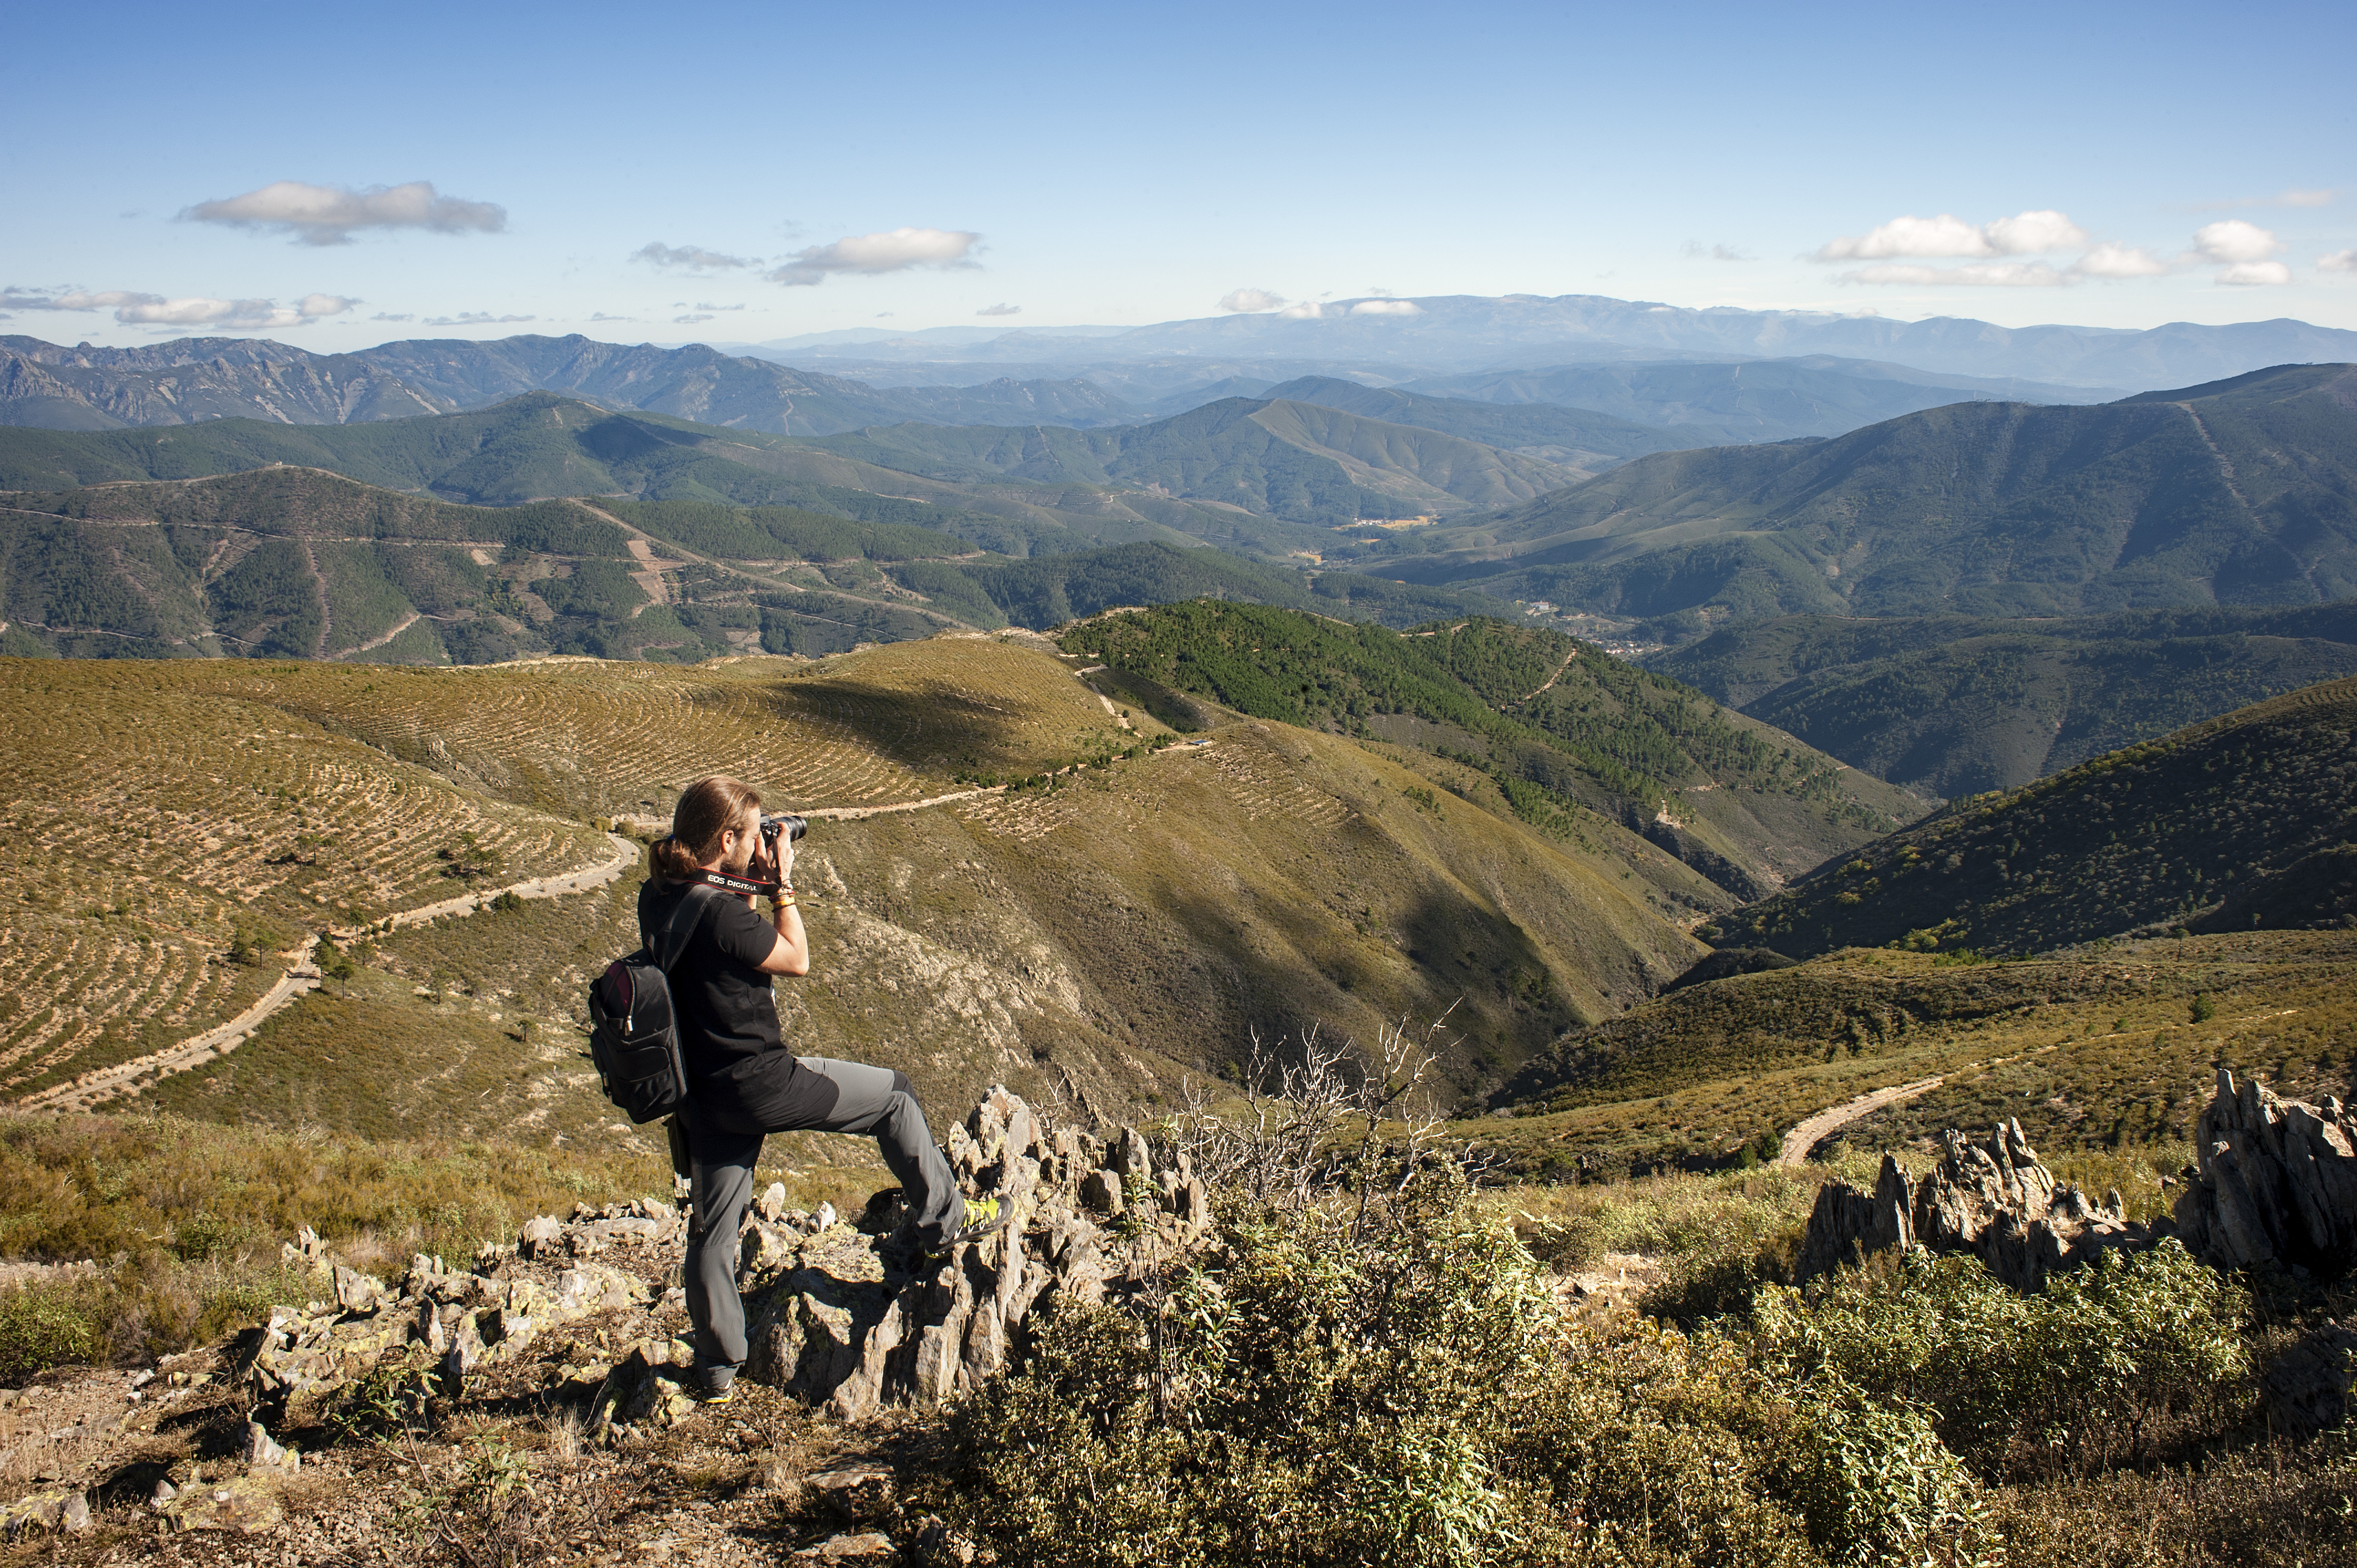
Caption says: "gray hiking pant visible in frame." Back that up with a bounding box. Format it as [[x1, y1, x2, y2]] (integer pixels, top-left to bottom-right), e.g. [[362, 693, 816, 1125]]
[[681, 1056, 960, 1372]]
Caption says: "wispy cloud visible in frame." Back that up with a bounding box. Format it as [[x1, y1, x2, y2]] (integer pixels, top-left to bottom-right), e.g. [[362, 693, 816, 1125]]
[[181, 181, 505, 246], [633, 243, 756, 270], [671, 314, 711, 324], [766, 228, 980, 287], [1813, 209, 2087, 262], [1349, 299, 1422, 316], [370, 311, 414, 322], [1219, 288, 1286, 312], [2319, 250, 2357, 274], [694, 302, 746, 312], [0, 287, 359, 328], [2189, 188, 2338, 210], [1278, 301, 1324, 319], [590, 312, 637, 322], [1682, 241, 1754, 262], [976, 302, 1020, 317], [421, 311, 536, 327]]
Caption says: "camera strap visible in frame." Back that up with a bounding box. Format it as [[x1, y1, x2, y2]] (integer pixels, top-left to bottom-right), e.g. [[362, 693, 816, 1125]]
[[688, 868, 780, 898]]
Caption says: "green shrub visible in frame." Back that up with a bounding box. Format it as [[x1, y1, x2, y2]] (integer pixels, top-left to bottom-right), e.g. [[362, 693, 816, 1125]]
[[0, 1283, 102, 1383], [1751, 1240, 2248, 1478]]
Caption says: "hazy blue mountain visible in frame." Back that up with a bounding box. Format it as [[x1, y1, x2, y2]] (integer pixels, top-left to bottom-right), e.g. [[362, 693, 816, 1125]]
[[1650, 603, 2357, 797], [1361, 364, 2357, 631], [1256, 376, 1694, 467], [1395, 357, 2116, 443], [746, 293, 2357, 388]]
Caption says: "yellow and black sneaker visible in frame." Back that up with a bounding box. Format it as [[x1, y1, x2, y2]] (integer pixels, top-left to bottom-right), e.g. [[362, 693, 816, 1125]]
[[692, 1364, 738, 1405], [950, 1195, 1008, 1246]]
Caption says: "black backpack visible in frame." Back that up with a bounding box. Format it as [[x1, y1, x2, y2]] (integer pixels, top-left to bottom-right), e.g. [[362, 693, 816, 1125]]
[[586, 886, 714, 1124]]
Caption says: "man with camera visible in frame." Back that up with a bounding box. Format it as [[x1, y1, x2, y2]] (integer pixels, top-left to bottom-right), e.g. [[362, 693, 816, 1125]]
[[641, 775, 1000, 1403]]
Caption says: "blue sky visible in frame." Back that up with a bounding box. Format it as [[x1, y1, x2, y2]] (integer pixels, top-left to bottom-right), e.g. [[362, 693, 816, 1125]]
[[4, 0, 2352, 351]]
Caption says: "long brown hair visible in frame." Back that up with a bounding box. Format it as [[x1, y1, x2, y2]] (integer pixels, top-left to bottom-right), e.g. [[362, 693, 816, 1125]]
[[651, 776, 763, 879]]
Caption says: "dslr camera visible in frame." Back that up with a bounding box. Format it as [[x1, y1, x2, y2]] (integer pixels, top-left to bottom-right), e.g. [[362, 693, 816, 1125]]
[[759, 813, 808, 852]]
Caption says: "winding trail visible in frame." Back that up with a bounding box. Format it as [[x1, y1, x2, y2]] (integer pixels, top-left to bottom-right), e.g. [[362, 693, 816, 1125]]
[[1776, 1075, 1944, 1167], [20, 833, 645, 1114]]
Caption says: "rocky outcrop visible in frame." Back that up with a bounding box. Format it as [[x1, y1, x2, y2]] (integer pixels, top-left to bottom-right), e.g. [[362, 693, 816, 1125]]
[[733, 1085, 1207, 1424], [1799, 1118, 2144, 1289], [2173, 1070, 2357, 1273]]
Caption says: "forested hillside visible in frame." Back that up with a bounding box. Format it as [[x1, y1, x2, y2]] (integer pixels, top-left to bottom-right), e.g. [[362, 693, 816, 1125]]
[[1061, 604, 1922, 896], [1362, 363, 2357, 633], [1712, 676, 2357, 958], [1653, 603, 2357, 795]]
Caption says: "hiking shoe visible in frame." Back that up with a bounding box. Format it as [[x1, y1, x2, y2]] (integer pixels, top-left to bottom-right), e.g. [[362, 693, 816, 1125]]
[[693, 1363, 738, 1404], [949, 1195, 1008, 1246]]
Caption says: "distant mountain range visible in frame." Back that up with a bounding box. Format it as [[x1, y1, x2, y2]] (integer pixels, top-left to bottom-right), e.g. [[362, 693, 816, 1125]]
[[1367, 363, 2357, 630], [0, 334, 1140, 437], [758, 293, 2357, 388]]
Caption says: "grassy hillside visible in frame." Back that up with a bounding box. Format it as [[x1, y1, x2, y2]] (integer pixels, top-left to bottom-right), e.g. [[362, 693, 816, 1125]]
[[1060, 603, 1922, 898], [1710, 676, 2357, 960], [1362, 363, 2357, 635], [1480, 931, 2355, 1179], [0, 636, 1724, 1136], [1258, 375, 1694, 472], [1653, 603, 2357, 796]]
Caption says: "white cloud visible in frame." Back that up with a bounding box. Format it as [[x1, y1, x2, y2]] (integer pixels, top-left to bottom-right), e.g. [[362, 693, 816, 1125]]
[[0, 288, 356, 328], [1218, 287, 1285, 312], [2215, 260, 2293, 286], [2072, 243, 2169, 279], [591, 312, 639, 322], [694, 302, 746, 312], [671, 314, 711, 324], [976, 302, 1020, 316], [633, 243, 755, 270], [1683, 241, 1753, 261], [1349, 298, 1423, 315], [371, 312, 414, 322], [181, 181, 505, 246], [2319, 250, 2357, 273], [422, 312, 536, 327], [765, 227, 980, 286], [1836, 261, 2071, 287], [1277, 301, 1325, 318], [1814, 209, 2085, 261], [2193, 219, 2282, 265]]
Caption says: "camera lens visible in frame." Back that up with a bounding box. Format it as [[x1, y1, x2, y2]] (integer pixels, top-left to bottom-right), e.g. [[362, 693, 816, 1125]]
[[764, 813, 808, 844]]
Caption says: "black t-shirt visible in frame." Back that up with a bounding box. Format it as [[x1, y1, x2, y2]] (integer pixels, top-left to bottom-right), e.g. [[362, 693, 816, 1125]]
[[638, 878, 788, 1086]]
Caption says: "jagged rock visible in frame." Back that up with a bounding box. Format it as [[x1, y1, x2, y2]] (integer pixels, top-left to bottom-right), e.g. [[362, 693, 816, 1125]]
[[1799, 1118, 2147, 1288], [333, 1264, 385, 1313], [912, 1516, 979, 1566], [589, 1345, 699, 1440], [0, 1489, 89, 1538], [732, 1085, 1202, 1417], [519, 1214, 564, 1258], [756, 1182, 789, 1223], [2173, 1070, 2357, 1272], [244, 1419, 300, 1473], [805, 1466, 896, 1521]]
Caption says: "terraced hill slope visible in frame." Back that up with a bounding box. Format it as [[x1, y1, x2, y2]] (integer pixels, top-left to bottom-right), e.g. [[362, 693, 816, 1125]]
[[1711, 676, 2357, 960], [1363, 363, 2357, 634], [1062, 603, 1923, 900], [3, 635, 1725, 1141], [0, 467, 1502, 666], [1652, 603, 2357, 796]]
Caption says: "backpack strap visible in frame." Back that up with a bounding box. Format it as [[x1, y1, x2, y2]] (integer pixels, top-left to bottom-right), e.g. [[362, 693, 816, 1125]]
[[651, 884, 717, 973]]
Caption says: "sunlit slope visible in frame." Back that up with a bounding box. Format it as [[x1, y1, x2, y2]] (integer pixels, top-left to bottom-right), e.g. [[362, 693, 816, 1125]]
[[0, 658, 612, 1100], [1474, 931, 2356, 1179], [24, 636, 1721, 1135]]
